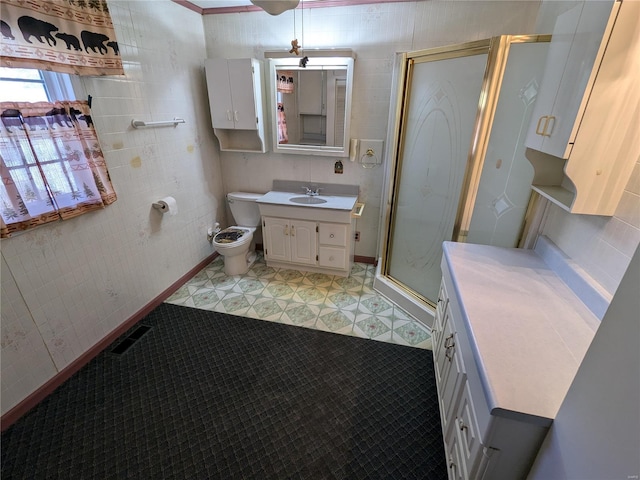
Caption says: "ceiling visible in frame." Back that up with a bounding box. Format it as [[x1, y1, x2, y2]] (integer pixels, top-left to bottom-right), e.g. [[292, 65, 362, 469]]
[[178, 0, 395, 15]]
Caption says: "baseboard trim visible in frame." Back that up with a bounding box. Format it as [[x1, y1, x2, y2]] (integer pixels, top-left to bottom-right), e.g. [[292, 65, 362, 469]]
[[1, 252, 219, 432], [355, 255, 376, 265]]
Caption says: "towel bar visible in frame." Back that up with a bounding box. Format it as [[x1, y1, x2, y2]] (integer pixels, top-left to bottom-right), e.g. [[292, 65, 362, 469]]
[[131, 118, 185, 129]]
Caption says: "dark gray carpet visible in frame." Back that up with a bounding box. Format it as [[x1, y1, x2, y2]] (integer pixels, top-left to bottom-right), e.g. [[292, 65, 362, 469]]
[[1, 303, 446, 479]]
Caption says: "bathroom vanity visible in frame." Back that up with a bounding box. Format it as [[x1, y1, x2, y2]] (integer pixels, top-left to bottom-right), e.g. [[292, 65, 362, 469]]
[[256, 181, 360, 276], [434, 240, 601, 479]]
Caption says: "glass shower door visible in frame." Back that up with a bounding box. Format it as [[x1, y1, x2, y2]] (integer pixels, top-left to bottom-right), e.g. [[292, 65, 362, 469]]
[[385, 51, 488, 305]]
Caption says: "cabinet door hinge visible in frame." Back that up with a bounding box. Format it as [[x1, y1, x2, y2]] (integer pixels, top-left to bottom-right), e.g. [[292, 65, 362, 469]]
[[316, 255, 319, 261], [316, 225, 319, 232]]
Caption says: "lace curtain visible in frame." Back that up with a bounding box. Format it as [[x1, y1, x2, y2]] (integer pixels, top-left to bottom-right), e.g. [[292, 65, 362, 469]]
[[0, 0, 123, 76], [0, 100, 117, 238]]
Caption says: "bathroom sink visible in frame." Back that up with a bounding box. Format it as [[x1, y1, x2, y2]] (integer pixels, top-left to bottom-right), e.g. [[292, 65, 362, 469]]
[[289, 196, 328, 205]]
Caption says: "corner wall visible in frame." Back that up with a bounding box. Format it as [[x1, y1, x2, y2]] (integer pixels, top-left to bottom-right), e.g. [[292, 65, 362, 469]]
[[0, 0, 224, 415]]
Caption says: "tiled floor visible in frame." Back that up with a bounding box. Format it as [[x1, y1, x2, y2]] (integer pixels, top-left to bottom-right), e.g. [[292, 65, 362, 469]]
[[166, 253, 432, 350]]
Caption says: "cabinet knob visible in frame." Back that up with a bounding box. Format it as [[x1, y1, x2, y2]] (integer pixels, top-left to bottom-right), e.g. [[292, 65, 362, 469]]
[[330, 233, 335, 238], [226, 110, 232, 121], [234, 110, 239, 122]]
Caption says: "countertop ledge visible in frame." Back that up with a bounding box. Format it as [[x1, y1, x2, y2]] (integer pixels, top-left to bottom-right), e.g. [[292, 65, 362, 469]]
[[256, 191, 358, 211], [442, 240, 600, 422]]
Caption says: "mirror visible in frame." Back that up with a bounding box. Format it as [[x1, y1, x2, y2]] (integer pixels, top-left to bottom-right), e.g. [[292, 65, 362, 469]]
[[268, 55, 354, 157]]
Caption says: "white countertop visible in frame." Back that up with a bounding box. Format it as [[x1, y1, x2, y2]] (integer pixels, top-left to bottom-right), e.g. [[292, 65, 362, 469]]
[[442, 241, 600, 421], [256, 191, 358, 211]]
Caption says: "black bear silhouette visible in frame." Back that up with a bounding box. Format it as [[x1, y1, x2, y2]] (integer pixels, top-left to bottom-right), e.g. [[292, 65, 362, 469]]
[[1, 20, 15, 40], [106, 40, 119, 55], [81, 30, 109, 54], [77, 114, 93, 127], [24, 116, 48, 131], [55, 32, 81, 51], [45, 107, 73, 129], [1, 109, 22, 133], [18, 16, 58, 46]]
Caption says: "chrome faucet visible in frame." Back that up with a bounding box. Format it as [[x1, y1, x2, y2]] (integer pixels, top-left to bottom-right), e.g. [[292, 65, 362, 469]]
[[302, 186, 322, 196]]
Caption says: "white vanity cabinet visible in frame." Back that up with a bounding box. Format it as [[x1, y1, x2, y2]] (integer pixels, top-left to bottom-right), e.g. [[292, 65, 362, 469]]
[[525, 0, 640, 214], [434, 241, 600, 480], [204, 58, 266, 153], [257, 184, 360, 277], [262, 215, 354, 276], [263, 217, 317, 266]]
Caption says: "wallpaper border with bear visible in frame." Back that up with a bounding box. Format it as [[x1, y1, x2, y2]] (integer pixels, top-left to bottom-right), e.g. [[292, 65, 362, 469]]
[[0, 0, 124, 76]]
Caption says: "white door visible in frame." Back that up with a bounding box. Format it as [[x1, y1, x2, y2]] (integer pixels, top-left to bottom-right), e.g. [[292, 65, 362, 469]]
[[290, 220, 317, 265], [263, 217, 289, 262], [228, 59, 259, 131], [205, 58, 235, 129]]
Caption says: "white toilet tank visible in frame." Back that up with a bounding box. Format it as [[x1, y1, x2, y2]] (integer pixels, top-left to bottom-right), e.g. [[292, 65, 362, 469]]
[[227, 192, 263, 227]]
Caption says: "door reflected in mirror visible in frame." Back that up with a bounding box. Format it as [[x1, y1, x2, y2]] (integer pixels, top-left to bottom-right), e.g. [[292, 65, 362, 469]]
[[268, 55, 354, 157]]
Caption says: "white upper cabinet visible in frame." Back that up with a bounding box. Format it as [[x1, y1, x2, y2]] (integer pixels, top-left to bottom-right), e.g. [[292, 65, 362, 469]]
[[205, 58, 266, 153], [526, 0, 640, 215], [525, 2, 617, 158]]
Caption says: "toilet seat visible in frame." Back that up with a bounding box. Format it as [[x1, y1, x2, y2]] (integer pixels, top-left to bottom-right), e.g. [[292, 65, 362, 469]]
[[213, 227, 254, 248]]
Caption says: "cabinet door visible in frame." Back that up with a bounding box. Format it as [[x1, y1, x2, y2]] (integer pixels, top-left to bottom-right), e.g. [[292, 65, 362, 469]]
[[205, 58, 235, 129], [228, 59, 259, 130], [525, 1, 618, 158], [298, 70, 324, 115], [432, 281, 450, 353], [453, 383, 482, 478], [290, 220, 317, 265], [435, 309, 467, 439], [263, 217, 289, 262], [445, 431, 467, 480]]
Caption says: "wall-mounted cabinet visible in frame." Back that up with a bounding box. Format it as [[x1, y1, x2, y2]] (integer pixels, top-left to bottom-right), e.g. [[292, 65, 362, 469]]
[[525, 0, 640, 215], [204, 58, 266, 153]]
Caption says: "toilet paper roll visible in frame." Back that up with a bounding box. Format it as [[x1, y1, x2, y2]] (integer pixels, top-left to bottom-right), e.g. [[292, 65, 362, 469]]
[[153, 196, 178, 216]]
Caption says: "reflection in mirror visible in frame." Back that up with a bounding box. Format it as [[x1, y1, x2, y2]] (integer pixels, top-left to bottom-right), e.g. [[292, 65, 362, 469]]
[[268, 55, 354, 157]]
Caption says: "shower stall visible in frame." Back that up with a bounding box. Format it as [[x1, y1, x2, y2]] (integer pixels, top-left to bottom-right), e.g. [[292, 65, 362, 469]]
[[374, 35, 550, 327]]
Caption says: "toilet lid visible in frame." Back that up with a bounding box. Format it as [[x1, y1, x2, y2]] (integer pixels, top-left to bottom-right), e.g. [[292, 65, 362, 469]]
[[214, 227, 247, 244]]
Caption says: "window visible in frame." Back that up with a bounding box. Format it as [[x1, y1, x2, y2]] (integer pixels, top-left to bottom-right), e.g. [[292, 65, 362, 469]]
[[0, 67, 76, 103], [0, 69, 116, 238]]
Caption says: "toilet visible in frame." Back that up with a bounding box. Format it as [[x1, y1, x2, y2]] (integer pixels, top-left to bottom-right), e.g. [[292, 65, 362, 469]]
[[212, 192, 263, 276]]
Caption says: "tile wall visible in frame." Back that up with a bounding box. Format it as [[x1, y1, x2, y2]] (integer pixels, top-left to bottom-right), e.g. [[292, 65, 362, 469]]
[[202, 1, 541, 258], [1, 1, 223, 415]]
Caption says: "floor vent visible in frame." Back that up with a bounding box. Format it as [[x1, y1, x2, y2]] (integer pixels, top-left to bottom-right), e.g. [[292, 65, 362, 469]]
[[110, 325, 152, 355]]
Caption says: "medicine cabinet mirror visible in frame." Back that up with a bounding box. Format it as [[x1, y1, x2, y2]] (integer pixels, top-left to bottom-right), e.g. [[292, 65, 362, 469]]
[[268, 55, 354, 157]]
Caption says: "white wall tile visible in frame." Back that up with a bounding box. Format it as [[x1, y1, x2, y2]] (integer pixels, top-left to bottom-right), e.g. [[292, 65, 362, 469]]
[[203, 1, 539, 257], [1, 0, 224, 415]]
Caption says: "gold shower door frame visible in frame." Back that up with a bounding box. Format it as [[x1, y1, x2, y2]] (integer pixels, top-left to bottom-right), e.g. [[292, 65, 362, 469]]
[[380, 35, 550, 308]]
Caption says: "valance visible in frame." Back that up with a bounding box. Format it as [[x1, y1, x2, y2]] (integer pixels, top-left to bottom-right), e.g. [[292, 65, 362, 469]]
[[0, 100, 117, 237], [0, 0, 124, 76]]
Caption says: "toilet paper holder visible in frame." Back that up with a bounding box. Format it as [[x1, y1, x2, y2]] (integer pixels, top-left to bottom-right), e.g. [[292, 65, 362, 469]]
[[152, 202, 168, 211]]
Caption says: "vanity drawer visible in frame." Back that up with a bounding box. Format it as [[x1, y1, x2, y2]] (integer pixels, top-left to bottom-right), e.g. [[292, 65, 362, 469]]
[[318, 246, 347, 270], [318, 223, 348, 247]]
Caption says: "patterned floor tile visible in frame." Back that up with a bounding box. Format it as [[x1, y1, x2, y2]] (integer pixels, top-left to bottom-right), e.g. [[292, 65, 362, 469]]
[[316, 309, 355, 334], [247, 298, 286, 322], [353, 313, 392, 341], [358, 293, 394, 316], [292, 286, 328, 305], [164, 255, 432, 350], [281, 303, 320, 327]]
